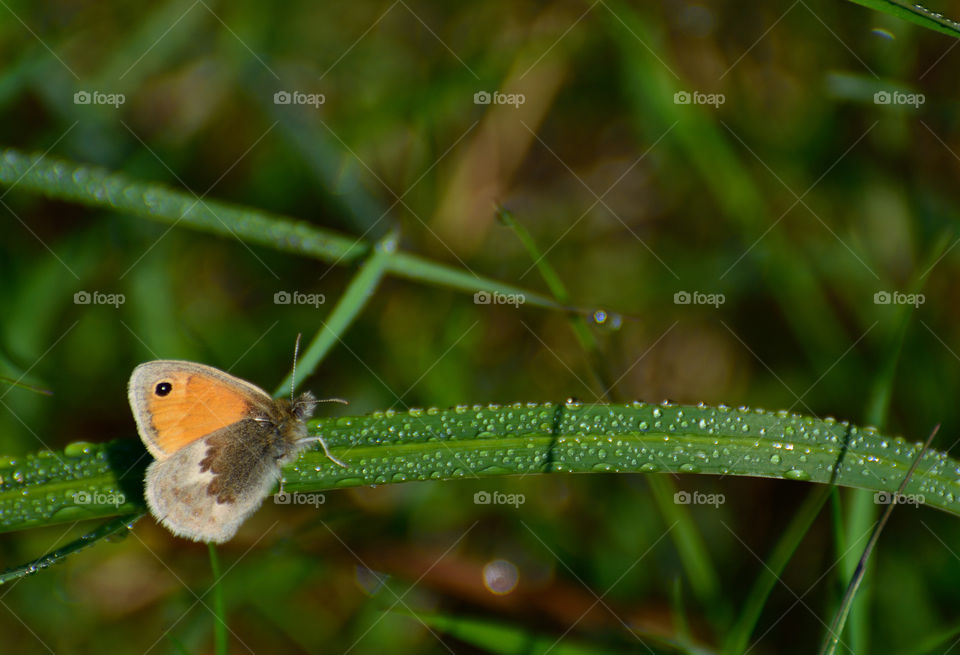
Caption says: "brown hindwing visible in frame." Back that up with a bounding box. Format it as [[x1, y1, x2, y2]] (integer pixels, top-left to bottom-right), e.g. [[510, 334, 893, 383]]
[[199, 419, 288, 504]]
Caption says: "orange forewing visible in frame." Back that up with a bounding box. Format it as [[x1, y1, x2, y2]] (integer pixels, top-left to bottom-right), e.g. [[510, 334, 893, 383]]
[[146, 372, 256, 455]]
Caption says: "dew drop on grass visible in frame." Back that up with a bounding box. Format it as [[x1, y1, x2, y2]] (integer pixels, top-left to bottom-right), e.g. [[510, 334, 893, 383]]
[[483, 559, 520, 595]]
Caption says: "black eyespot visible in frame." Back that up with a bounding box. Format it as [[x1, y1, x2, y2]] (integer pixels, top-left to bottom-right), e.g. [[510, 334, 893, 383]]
[[155, 382, 173, 397]]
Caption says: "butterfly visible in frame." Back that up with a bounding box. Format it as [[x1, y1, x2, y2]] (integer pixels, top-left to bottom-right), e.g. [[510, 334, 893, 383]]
[[128, 359, 345, 543]]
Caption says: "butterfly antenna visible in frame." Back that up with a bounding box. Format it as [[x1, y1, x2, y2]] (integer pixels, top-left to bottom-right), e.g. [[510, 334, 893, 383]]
[[291, 333, 302, 401]]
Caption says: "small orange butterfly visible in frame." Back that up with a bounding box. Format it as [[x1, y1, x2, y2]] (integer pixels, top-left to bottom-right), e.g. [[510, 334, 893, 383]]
[[128, 357, 345, 543]]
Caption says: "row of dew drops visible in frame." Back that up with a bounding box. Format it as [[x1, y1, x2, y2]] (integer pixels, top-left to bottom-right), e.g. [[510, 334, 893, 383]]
[[8, 150, 394, 259], [295, 400, 959, 503], [2, 401, 958, 524], [0, 442, 131, 526]]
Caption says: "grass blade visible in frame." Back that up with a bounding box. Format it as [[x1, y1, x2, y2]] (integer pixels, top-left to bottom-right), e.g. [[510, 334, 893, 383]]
[[847, 0, 960, 38], [0, 511, 145, 585], [820, 425, 941, 655], [273, 231, 397, 397], [723, 487, 831, 654], [208, 544, 228, 655], [4, 403, 960, 533]]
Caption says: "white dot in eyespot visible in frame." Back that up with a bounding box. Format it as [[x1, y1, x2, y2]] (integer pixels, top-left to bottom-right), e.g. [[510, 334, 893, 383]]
[[482, 559, 519, 595]]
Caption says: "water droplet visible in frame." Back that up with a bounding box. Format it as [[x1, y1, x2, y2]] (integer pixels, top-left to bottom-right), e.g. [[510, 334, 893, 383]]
[[483, 559, 519, 595]]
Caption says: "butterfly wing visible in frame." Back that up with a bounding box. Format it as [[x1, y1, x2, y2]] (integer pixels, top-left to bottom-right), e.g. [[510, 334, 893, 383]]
[[128, 360, 276, 459], [144, 419, 287, 543]]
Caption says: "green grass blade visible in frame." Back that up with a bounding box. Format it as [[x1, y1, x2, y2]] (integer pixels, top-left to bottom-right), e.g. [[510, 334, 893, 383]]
[[273, 231, 397, 397], [847, 0, 960, 38], [0, 148, 565, 312], [0, 511, 145, 585], [4, 403, 960, 535], [0, 148, 368, 263], [723, 487, 831, 654], [837, 233, 949, 652], [820, 426, 940, 655], [411, 611, 659, 655], [898, 619, 960, 655], [383, 250, 561, 310], [496, 205, 610, 393], [208, 544, 228, 655], [647, 476, 720, 607]]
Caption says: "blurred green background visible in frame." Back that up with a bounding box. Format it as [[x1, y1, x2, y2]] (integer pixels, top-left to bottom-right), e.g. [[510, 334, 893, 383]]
[[2, 0, 960, 653]]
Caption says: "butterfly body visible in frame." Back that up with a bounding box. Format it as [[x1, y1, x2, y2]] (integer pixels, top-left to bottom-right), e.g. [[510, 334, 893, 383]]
[[128, 360, 319, 543]]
